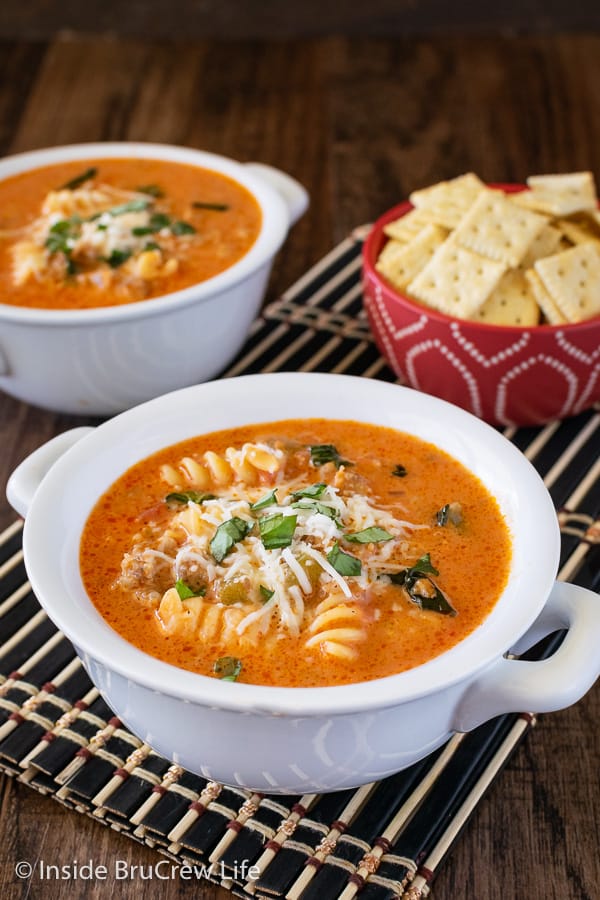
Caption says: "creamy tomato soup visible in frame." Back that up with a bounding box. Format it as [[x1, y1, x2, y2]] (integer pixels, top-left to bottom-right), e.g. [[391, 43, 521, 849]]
[[80, 420, 511, 688], [0, 158, 261, 310]]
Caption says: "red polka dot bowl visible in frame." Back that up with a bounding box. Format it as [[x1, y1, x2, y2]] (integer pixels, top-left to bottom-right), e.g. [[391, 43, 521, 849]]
[[362, 191, 600, 426]]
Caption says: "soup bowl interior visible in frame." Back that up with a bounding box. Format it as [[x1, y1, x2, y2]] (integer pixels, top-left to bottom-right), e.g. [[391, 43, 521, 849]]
[[0, 141, 296, 322], [0, 143, 308, 414], [20, 372, 559, 718]]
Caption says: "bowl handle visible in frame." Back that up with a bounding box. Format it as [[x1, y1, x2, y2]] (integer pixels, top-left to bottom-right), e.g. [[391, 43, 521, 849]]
[[452, 580, 600, 732], [6, 427, 94, 518], [244, 162, 309, 227]]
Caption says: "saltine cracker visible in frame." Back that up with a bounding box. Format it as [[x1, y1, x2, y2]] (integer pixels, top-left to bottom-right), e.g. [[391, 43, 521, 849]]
[[520, 223, 563, 267], [533, 243, 600, 322], [408, 173, 486, 229], [376, 225, 448, 290], [526, 171, 597, 216], [524, 270, 568, 324], [407, 240, 507, 318], [473, 269, 540, 326], [452, 191, 548, 267]]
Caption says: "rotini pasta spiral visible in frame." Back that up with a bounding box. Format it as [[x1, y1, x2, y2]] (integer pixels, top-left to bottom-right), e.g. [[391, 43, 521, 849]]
[[157, 586, 261, 649], [81, 418, 512, 688], [160, 442, 283, 490], [304, 591, 367, 660]]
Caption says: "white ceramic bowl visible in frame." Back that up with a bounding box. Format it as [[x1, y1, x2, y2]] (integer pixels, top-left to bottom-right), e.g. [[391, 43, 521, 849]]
[[0, 143, 308, 414], [7, 373, 600, 793]]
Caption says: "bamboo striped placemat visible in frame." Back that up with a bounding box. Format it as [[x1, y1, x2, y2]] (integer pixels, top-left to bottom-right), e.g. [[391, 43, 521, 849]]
[[0, 229, 599, 899]]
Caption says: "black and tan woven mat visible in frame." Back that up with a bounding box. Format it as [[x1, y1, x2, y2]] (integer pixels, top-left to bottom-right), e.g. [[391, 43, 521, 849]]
[[1, 230, 599, 899]]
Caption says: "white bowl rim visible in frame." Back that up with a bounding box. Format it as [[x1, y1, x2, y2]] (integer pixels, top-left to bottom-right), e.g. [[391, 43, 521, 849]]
[[0, 141, 289, 325], [20, 372, 561, 717]]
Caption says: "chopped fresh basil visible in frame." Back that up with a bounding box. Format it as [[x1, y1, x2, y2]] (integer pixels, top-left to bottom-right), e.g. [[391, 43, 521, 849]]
[[136, 184, 164, 198], [213, 656, 242, 681], [259, 513, 297, 550], [250, 489, 278, 511], [409, 553, 439, 576], [175, 579, 206, 600], [45, 233, 70, 254], [60, 167, 97, 190], [259, 585, 274, 603], [327, 542, 362, 577], [392, 464, 407, 478], [291, 483, 327, 500], [108, 198, 151, 216], [45, 216, 81, 254], [345, 526, 393, 544], [45, 217, 81, 274], [149, 212, 171, 230], [291, 500, 339, 522], [309, 444, 352, 469], [165, 491, 216, 506], [210, 517, 252, 563], [388, 571, 406, 586], [132, 212, 171, 235], [171, 220, 196, 236], [105, 248, 132, 268], [389, 553, 456, 615], [131, 226, 156, 236], [65, 256, 78, 276], [408, 578, 455, 615], [144, 240, 161, 251], [436, 502, 463, 527], [192, 201, 229, 211], [388, 553, 438, 582], [49, 216, 81, 235]]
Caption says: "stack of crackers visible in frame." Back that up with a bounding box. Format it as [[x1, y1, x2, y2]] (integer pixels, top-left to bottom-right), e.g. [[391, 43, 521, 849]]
[[376, 172, 600, 326]]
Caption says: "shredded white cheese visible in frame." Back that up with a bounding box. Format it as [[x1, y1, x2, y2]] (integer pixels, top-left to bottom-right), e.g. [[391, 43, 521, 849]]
[[297, 542, 352, 599], [120, 451, 429, 641], [282, 547, 312, 594]]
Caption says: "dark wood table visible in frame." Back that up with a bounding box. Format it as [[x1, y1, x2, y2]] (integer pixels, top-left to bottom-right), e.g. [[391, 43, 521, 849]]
[[0, 32, 599, 900]]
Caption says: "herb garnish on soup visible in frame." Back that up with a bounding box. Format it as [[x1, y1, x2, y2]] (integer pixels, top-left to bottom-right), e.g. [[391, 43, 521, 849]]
[[80, 419, 511, 688], [0, 157, 261, 310]]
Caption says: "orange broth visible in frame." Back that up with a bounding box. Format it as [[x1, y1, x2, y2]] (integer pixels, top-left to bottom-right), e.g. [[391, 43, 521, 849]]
[[0, 157, 262, 309], [80, 419, 511, 688]]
